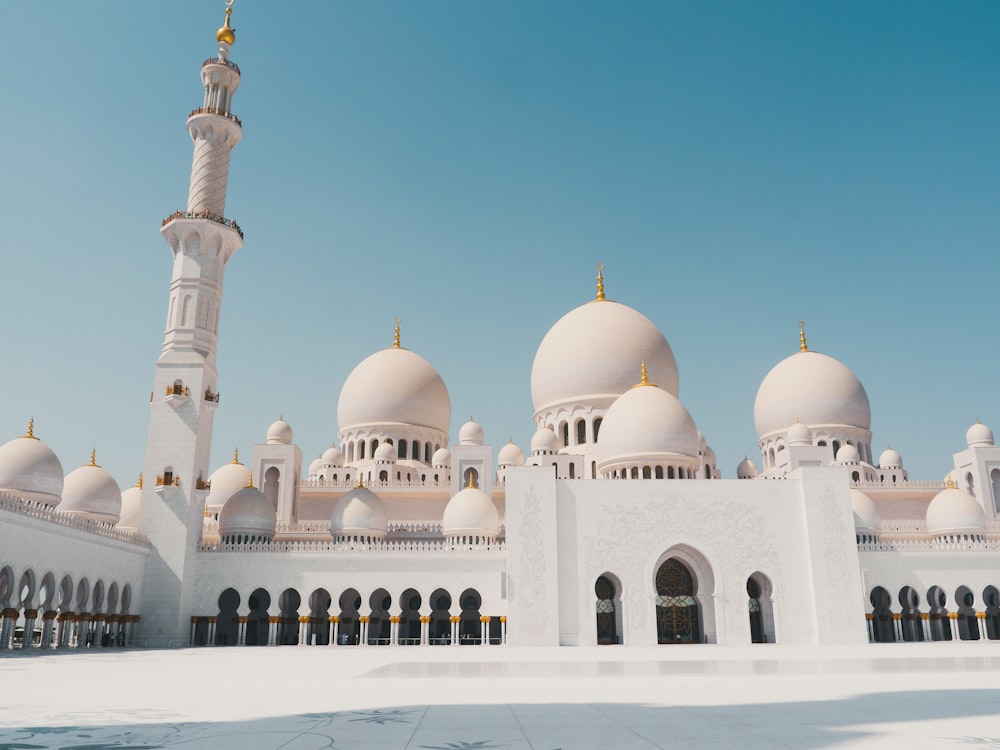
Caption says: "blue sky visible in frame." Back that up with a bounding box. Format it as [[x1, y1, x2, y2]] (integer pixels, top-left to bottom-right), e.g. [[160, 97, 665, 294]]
[[0, 1, 997, 487]]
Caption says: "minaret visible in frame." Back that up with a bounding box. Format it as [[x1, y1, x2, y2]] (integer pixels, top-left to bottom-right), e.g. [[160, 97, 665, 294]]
[[137, 3, 244, 646]]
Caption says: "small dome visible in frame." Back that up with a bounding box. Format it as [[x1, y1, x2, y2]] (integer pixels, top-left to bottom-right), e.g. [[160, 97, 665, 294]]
[[786, 421, 813, 447], [596, 381, 700, 467], [0, 426, 64, 505], [737, 457, 759, 479], [118, 481, 142, 531], [967, 421, 995, 448], [754, 350, 870, 439], [530, 427, 560, 455], [218, 486, 276, 540], [498, 440, 525, 467], [337, 346, 451, 435], [879, 447, 903, 469], [216, 8, 235, 45], [443, 484, 500, 538], [61, 457, 122, 523], [308, 456, 323, 475], [459, 418, 484, 446], [206, 456, 252, 511], [850, 489, 880, 533], [374, 442, 396, 463], [926, 484, 986, 536], [266, 418, 293, 445], [331, 484, 387, 537], [432, 448, 451, 468], [321, 446, 344, 467], [835, 444, 861, 464]]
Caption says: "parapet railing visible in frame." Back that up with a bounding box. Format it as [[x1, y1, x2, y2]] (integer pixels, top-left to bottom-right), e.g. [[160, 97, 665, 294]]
[[162, 210, 243, 239], [189, 107, 242, 127], [203, 57, 240, 75], [0, 492, 150, 548], [199, 538, 506, 554]]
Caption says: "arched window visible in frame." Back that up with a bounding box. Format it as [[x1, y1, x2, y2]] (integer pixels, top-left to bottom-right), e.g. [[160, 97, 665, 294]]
[[397, 441, 406, 459], [464, 467, 479, 488], [561, 422, 569, 447], [576, 419, 586, 445], [263, 466, 280, 508], [642, 466, 651, 479], [630, 467, 638, 479], [412, 440, 420, 460], [667, 466, 675, 479], [966, 472, 976, 498], [379, 470, 388, 482], [359, 442, 366, 460], [595, 575, 621, 645], [569, 463, 576, 479], [593, 417, 603, 442], [655, 466, 663, 479], [991, 469, 1000, 513], [747, 574, 775, 644]]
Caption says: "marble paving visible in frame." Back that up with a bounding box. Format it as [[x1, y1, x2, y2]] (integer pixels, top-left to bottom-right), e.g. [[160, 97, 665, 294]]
[[2, 642, 1000, 749]]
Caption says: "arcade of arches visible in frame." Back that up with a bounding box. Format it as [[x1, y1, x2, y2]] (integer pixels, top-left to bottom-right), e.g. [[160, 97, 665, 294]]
[[191, 586, 505, 647]]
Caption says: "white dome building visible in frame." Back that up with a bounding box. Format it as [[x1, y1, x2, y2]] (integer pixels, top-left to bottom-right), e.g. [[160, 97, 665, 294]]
[[0, 421, 64, 506], [266, 417, 293, 445], [850, 488, 881, 538], [117, 475, 143, 532], [61, 452, 122, 524], [967, 421, 995, 448], [218, 482, 276, 544], [755, 328, 872, 474], [459, 418, 485, 446], [443, 479, 500, 543], [925, 480, 987, 540], [737, 457, 759, 479], [530, 270, 678, 455], [331, 479, 388, 542], [337, 325, 450, 468], [596, 365, 701, 480], [205, 450, 252, 517], [530, 427, 560, 456]]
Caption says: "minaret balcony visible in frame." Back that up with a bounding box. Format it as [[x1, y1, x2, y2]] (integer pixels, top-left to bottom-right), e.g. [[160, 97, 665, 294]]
[[195, 478, 212, 491], [189, 107, 242, 128], [162, 210, 243, 240], [204, 389, 221, 407], [202, 57, 240, 75], [165, 383, 190, 407], [154, 474, 180, 496]]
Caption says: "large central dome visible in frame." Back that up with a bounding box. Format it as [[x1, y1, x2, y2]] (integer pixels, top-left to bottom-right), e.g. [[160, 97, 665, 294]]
[[531, 299, 678, 415], [338, 346, 451, 434]]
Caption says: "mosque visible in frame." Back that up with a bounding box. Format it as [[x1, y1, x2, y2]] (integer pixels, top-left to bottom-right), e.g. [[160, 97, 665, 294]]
[[1, 7, 999, 652]]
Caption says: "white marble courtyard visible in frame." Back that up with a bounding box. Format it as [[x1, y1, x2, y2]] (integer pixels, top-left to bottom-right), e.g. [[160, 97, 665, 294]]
[[2, 642, 1000, 749]]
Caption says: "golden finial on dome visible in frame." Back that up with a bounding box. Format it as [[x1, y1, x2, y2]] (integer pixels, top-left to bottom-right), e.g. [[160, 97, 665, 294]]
[[137, 473, 143, 489], [393, 317, 401, 348], [946, 475, 957, 490], [24, 417, 36, 440], [246, 472, 254, 488], [596, 262, 606, 301], [632, 360, 657, 388], [357, 472, 365, 488], [232, 447, 240, 464], [799, 321, 808, 352], [89, 449, 97, 467], [216, 0, 236, 45], [204, 502, 211, 518], [467, 472, 476, 489]]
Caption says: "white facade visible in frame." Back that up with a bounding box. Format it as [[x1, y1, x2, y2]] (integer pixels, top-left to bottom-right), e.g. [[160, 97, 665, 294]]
[[2, 8, 1000, 653]]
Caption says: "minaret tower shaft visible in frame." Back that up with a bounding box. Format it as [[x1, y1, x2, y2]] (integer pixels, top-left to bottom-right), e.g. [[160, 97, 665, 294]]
[[137, 4, 244, 645]]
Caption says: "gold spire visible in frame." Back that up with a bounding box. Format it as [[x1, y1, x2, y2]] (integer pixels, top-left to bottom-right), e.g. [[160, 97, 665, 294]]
[[632, 360, 657, 388], [137, 473, 143, 489], [232, 447, 240, 464], [24, 417, 36, 440], [799, 321, 808, 352], [596, 262, 606, 301], [246, 472, 254, 488], [204, 502, 211, 518], [357, 472, 365, 488], [89, 449, 97, 467], [946, 475, 957, 490], [393, 317, 401, 348], [467, 473, 476, 489], [217, 1, 236, 45]]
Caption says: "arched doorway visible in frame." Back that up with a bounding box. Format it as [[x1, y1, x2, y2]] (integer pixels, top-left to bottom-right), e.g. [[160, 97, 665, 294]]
[[898, 586, 923, 642], [655, 558, 700, 644], [277, 588, 301, 645], [215, 588, 240, 645], [458, 589, 481, 645], [955, 586, 980, 641], [595, 574, 621, 645], [927, 585, 952, 641], [246, 588, 271, 646], [307, 588, 331, 645], [747, 573, 775, 644], [869, 586, 895, 642], [368, 589, 391, 645], [984, 586, 1000, 640], [398, 588, 422, 645], [338, 588, 361, 645], [429, 589, 452, 645]]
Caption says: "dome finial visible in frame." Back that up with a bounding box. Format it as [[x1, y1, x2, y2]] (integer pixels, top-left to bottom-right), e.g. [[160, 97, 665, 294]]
[[357, 472, 365, 488], [217, 0, 236, 46], [393, 317, 401, 348], [89, 449, 97, 467], [632, 360, 657, 388], [232, 447, 240, 464], [137, 472, 143, 489], [204, 502, 211, 518], [24, 417, 36, 440], [799, 321, 808, 352], [246, 472, 254, 489], [946, 475, 957, 490], [467, 472, 476, 489], [596, 262, 606, 301]]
